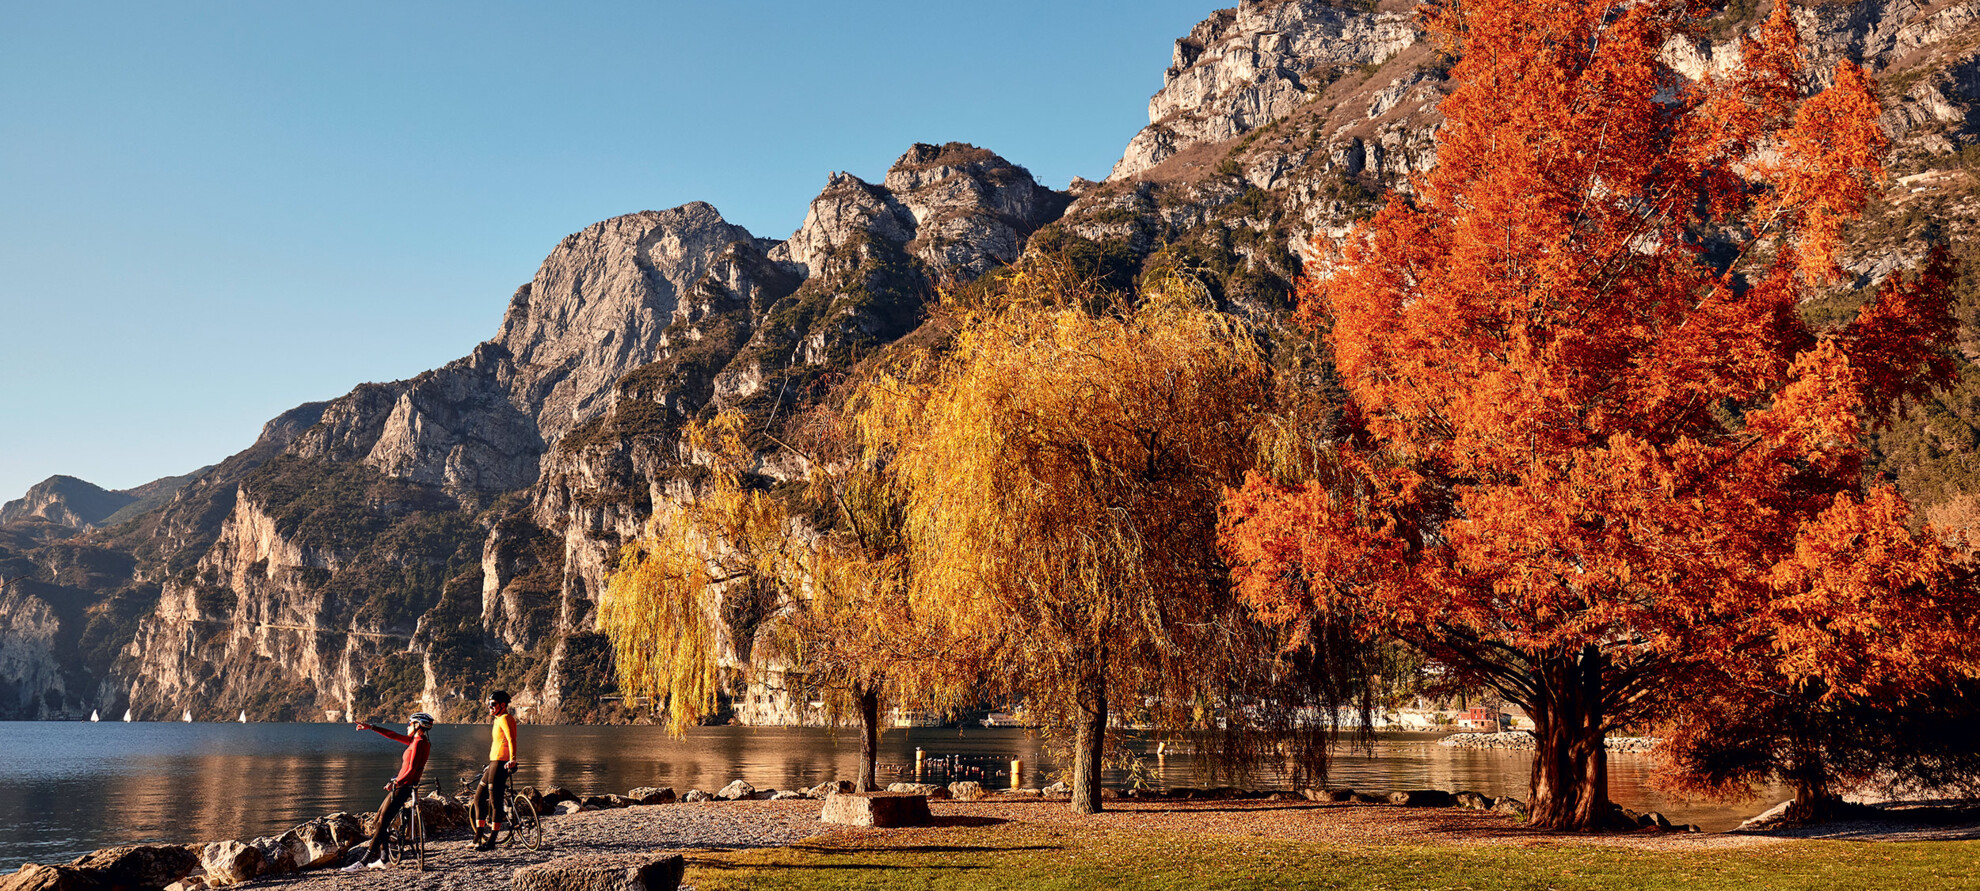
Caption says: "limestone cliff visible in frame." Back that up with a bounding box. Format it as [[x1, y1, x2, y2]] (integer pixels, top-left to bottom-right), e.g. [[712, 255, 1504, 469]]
[[497, 204, 761, 442], [1109, 0, 1423, 182]]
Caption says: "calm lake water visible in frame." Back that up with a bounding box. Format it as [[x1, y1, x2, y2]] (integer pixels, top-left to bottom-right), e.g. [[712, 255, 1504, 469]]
[[0, 721, 1781, 869]]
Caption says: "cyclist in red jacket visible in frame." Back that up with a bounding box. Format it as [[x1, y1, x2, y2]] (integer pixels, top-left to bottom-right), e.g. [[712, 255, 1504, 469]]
[[345, 712, 434, 870]]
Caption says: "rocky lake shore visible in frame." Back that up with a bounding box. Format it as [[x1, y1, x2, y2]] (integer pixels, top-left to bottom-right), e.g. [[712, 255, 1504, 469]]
[[11, 774, 1980, 891]]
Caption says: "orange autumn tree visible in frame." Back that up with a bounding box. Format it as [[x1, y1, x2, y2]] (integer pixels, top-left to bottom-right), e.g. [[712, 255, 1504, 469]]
[[1221, 0, 1976, 831]]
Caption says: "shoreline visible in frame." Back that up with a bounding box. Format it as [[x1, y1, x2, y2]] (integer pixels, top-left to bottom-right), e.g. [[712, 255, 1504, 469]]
[[12, 776, 1980, 891]]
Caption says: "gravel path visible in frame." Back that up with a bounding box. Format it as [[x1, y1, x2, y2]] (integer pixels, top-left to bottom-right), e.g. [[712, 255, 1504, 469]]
[[250, 801, 828, 891]]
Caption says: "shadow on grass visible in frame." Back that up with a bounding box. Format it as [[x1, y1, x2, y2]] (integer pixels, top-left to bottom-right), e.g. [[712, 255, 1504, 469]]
[[779, 842, 1060, 855], [697, 861, 992, 872], [930, 815, 1009, 828], [1155, 804, 1323, 814]]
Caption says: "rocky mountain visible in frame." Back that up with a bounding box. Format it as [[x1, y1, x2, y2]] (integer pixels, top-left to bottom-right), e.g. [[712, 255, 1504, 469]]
[[0, 473, 201, 531], [5, 0, 1980, 724]]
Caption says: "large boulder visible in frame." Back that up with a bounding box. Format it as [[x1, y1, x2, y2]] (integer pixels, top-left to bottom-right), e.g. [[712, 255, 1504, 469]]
[[681, 790, 713, 803], [820, 792, 932, 828], [804, 781, 854, 798], [885, 783, 950, 800], [715, 781, 755, 801], [1491, 797, 1531, 820], [511, 851, 685, 891], [582, 794, 633, 810], [628, 787, 676, 805], [271, 818, 343, 870], [258, 815, 360, 874], [0, 864, 104, 891], [67, 845, 200, 888], [196, 841, 263, 887], [1453, 791, 1491, 810], [541, 788, 579, 810], [1387, 790, 1455, 808], [246, 837, 296, 878], [948, 781, 988, 802], [418, 794, 469, 834]]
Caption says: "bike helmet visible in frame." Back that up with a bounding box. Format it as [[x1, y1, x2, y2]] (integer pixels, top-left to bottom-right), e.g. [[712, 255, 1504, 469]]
[[407, 712, 435, 730]]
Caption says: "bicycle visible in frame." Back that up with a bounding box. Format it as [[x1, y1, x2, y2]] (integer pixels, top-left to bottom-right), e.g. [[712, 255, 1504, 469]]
[[463, 774, 542, 851], [387, 783, 426, 871]]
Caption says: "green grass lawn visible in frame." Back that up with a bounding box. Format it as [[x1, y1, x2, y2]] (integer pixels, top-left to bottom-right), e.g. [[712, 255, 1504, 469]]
[[682, 821, 1980, 891]]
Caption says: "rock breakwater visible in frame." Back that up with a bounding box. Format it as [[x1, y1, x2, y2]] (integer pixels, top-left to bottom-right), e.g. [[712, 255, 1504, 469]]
[[1438, 731, 1660, 754]]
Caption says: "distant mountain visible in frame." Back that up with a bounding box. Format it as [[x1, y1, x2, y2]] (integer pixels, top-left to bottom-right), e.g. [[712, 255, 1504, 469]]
[[0, 471, 205, 531], [4, 0, 1978, 723]]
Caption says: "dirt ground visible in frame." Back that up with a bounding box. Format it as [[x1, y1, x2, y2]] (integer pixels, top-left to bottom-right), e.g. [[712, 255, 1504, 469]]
[[246, 795, 1980, 891]]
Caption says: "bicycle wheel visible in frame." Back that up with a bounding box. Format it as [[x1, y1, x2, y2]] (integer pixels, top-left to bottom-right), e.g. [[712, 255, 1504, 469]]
[[510, 794, 541, 851], [390, 810, 406, 866], [406, 797, 425, 871]]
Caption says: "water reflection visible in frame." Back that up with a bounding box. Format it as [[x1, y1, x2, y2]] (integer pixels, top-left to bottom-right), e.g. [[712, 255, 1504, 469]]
[[0, 722, 1780, 869]]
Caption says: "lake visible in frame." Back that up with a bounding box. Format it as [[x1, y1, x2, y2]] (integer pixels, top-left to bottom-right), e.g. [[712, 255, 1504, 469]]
[[0, 721, 1781, 869]]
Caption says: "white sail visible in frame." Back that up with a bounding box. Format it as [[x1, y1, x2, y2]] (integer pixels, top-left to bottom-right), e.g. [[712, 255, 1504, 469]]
[[238, 711, 247, 723], [182, 709, 192, 722], [123, 709, 133, 722], [90, 709, 99, 722]]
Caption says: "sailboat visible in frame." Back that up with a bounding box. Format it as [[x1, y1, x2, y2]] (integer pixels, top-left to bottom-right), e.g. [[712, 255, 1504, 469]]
[[181, 708, 192, 722], [122, 709, 133, 722], [238, 711, 247, 723], [89, 709, 99, 722]]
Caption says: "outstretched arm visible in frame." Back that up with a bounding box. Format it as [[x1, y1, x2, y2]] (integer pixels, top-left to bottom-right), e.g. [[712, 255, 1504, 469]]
[[354, 721, 412, 744]]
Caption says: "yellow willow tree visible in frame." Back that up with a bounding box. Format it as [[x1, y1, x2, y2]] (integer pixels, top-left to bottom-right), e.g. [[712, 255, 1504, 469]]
[[855, 264, 1277, 815], [598, 411, 794, 735], [599, 407, 958, 790], [773, 403, 976, 791]]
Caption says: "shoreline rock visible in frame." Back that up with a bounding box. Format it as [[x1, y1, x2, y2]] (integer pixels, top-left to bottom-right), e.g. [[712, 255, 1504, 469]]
[[1437, 731, 1661, 753]]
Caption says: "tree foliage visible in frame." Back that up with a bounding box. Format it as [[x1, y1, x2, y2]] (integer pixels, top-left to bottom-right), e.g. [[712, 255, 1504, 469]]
[[1220, 0, 1977, 830], [856, 261, 1368, 814], [598, 414, 774, 735], [599, 405, 961, 788]]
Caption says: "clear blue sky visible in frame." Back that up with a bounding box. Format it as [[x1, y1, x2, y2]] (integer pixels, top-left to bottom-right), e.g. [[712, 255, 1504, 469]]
[[0, 1, 1217, 503]]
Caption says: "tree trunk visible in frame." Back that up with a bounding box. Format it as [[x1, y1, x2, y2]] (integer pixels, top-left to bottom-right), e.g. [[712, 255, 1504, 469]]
[[857, 687, 880, 793], [1526, 646, 1613, 831], [1071, 647, 1108, 815], [1783, 740, 1838, 824]]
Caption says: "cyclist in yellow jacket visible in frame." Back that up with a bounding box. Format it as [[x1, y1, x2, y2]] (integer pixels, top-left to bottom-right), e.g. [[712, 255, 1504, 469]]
[[473, 690, 518, 850]]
